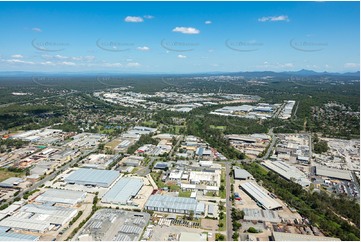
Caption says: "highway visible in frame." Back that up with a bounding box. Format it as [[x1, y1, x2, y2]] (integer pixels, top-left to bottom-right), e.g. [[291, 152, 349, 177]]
[[272, 102, 286, 118], [261, 127, 276, 160]]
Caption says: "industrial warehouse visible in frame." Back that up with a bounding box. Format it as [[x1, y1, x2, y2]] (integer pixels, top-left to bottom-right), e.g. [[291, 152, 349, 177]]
[[314, 166, 352, 181], [0, 204, 77, 233], [0, 230, 39, 241], [243, 208, 281, 223], [64, 168, 119, 187], [239, 182, 282, 210], [145, 195, 205, 215], [262, 160, 311, 187], [101, 178, 143, 205], [34, 189, 86, 206]]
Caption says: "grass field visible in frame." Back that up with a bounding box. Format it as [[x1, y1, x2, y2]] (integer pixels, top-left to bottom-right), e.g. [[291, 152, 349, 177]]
[[0, 169, 24, 182], [142, 120, 157, 126], [210, 125, 226, 131], [178, 190, 192, 197], [99, 128, 115, 134]]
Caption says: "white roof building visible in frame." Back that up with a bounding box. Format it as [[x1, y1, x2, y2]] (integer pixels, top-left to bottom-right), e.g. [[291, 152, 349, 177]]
[[240, 182, 282, 210], [262, 160, 311, 187], [35, 189, 86, 206]]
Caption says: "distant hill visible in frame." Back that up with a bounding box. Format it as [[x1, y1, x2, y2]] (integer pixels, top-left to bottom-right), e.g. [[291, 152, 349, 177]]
[[0, 69, 359, 78]]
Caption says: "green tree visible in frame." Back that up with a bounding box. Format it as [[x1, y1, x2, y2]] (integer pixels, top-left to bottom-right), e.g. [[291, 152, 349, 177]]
[[215, 233, 225, 241]]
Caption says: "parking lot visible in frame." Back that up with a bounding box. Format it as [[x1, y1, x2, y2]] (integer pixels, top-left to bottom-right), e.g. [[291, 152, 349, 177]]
[[234, 180, 260, 210]]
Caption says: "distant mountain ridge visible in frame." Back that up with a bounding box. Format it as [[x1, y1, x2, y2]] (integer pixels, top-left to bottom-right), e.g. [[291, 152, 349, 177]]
[[0, 69, 359, 78]]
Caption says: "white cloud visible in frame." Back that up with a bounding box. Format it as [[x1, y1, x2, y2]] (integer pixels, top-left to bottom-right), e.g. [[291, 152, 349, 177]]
[[71, 56, 95, 61], [177, 55, 187, 59], [61, 61, 76, 66], [103, 62, 123, 67], [344, 62, 359, 68], [205, 20, 212, 24], [40, 61, 55, 66], [5, 59, 34, 64], [54, 54, 68, 59], [42, 54, 95, 62], [11, 54, 23, 58], [137, 46, 150, 51], [258, 15, 289, 22], [283, 63, 294, 68], [258, 61, 294, 69], [32, 27, 42, 32], [172, 27, 200, 34], [124, 16, 144, 23], [143, 15, 154, 19], [127, 62, 141, 67]]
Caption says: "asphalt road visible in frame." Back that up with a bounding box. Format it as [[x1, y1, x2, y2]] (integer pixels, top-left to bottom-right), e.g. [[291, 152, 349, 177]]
[[262, 127, 276, 160], [4, 148, 96, 205], [136, 157, 156, 177], [225, 162, 233, 240], [273, 102, 286, 118], [137, 134, 184, 177], [168, 135, 184, 159]]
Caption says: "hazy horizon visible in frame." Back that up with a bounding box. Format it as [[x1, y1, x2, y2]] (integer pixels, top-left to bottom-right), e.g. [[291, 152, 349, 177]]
[[0, 1, 359, 73]]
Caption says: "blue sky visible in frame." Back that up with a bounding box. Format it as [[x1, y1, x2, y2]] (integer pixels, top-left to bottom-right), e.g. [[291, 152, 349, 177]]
[[0, 1, 359, 73]]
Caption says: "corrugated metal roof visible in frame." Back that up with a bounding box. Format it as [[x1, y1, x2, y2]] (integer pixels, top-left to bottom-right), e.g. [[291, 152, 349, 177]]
[[145, 195, 198, 211], [35, 189, 86, 205], [272, 232, 340, 241], [0, 227, 9, 233], [233, 167, 252, 179], [64, 168, 119, 187], [207, 204, 215, 214], [315, 166, 351, 181], [0, 232, 39, 241], [243, 208, 281, 223], [0, 204, 77, 232], [240, 182, 282, 210], [102, 178, 143, 204], [0, 177, 23, 188]]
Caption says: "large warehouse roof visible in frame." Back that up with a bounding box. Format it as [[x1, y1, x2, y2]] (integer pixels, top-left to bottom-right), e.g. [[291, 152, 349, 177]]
[[233, 167, 253, 180], [35, 189, 86, 205], [0, 232, 39, 241], [272, 232, 340, 241], [240, 182, 282, 210], [0, 177, 23, 188], [262, 160, 310, 187], [315, 166, 351, 181], [145, 195, 198, 211], [243, 208, 281, 223], [64, 168, 119, 187], [0, 218, 49, 233], [0, 204, 77, 233], [102, 178, 143, 204]]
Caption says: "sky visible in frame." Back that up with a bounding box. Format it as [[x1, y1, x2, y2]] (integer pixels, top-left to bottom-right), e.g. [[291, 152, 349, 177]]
[[0, 1, 359, 73]]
